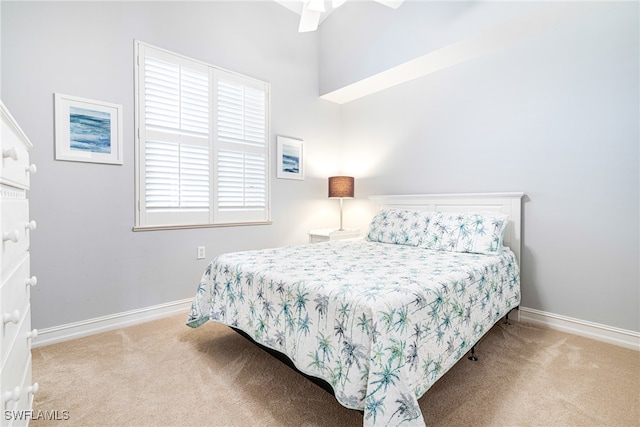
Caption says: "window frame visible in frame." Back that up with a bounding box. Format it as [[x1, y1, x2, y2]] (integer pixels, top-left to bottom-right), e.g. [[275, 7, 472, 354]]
[[134, 41, 271, 231]]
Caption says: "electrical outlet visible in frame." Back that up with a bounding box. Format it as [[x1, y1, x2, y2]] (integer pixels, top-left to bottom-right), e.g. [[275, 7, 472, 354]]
[[197, 246, 206, 260]]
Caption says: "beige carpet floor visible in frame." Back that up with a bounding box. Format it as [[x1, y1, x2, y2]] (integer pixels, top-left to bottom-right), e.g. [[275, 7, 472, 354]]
[[31, 314, 639, 426]]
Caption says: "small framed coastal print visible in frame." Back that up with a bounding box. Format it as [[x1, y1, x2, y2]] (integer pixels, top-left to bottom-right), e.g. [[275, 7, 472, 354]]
[[54, 93, 123, 165], [276, 136, 303, 180]]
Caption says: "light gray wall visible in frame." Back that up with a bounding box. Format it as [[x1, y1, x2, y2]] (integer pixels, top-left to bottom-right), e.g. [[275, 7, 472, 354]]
[[2, 1, 344, 330], [319, 0, 542, 96], [325, 2, 640, 332]]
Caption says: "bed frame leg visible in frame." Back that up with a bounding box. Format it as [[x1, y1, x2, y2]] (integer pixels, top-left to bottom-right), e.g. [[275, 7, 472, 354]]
[[504, 312, 511, 326], [468, 346, 478, 361]]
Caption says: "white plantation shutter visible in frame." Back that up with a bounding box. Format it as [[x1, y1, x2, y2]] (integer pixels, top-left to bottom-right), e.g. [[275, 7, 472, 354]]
[[217, 80, 265, 146], [144, 141, 209, 210], [144, 58, 209, 136], [135, 42, 270, 228], [217, 150, 266, 208], [214, 73, 268, 223]]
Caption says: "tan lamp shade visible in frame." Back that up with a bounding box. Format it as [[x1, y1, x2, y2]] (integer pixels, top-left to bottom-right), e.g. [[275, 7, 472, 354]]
[[328, 176, 354, 231], [328, 176, 355, 199]]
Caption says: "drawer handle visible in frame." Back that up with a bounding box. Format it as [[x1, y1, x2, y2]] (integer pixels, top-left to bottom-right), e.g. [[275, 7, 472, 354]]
[[26, 329, 39, 340], [2, 230, 20, 243], [26, 276, 38, 288], [25, 220, 37, 231], [2, 387, 20, 403], [25, 164, 37, 175], [2, 147, 18, 161], [26, 383, 39, 395], [3, 309, 21, 325]]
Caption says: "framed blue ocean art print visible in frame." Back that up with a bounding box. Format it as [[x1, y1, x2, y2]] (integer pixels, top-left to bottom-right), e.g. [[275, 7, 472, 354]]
[[276, 136, 303, 180], [54, 93, 123, 165]]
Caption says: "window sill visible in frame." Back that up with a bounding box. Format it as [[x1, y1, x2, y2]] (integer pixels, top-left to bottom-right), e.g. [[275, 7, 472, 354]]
[[133, 221, 273, 232]]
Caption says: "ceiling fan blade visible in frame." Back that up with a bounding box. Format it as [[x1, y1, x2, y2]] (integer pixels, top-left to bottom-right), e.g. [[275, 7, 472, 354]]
[[299, 4, 322, 32], [373, 0, 404, 9]]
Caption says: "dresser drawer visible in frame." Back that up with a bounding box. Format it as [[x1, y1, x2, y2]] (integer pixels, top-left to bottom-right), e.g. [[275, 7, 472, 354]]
[[2, 356, 33, 427], [1, 255, 32, 361], [1, 106, 33, 190], [1, 306, 31, 411], [1, 198, 30, 273], [1, 301, 31, 370], [7, 356, 34, 427]]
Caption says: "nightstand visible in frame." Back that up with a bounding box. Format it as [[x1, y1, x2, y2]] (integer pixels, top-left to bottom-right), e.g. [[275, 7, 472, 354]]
[[308, 229, 360, 243]]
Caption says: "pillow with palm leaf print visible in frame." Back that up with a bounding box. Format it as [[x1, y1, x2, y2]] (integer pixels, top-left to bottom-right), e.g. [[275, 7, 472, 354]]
[[365, 209, 431, 246], [422, 211, 509, 254]]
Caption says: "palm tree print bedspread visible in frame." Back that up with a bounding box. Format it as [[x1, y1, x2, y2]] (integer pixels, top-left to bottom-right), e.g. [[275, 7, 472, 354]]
[[187, 239, 520, 426]]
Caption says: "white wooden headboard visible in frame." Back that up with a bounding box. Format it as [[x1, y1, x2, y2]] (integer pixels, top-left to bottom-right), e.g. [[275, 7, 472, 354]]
[[369, 193, 525, 265]]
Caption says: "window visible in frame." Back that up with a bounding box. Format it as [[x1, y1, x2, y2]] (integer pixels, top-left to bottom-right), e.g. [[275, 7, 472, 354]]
[[134, 41, 270, 229]]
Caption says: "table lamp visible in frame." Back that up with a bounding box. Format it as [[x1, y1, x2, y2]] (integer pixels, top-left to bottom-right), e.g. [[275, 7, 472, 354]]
[[328, 176, 354, 231]]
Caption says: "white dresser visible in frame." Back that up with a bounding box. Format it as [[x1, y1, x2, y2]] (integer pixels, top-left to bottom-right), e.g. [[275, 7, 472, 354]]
[[1, 101, 38, 426]]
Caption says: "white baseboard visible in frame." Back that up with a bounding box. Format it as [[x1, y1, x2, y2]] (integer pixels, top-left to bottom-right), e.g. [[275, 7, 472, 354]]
[[32, 298, 193, 348], [518, 307, 640, 351]]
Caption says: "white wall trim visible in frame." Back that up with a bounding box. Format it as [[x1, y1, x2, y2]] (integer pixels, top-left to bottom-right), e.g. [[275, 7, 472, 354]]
[[519, 307, 640, 351], [32, 298, 193, 348]]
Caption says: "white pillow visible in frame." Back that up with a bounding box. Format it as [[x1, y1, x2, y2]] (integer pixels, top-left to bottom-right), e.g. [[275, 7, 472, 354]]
[[423, 211, 509, 254], [366, 209, 431, 246]]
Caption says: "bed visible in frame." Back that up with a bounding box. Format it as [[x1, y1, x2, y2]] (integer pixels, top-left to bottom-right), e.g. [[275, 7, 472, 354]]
[[187, 193, 524, 426]]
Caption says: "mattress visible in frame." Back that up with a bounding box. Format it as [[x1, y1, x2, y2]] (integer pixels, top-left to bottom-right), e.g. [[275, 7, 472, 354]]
[[187, 238, 520, 426]]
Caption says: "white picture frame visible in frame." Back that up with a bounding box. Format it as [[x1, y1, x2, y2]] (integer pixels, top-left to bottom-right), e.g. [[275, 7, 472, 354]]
[[276, 136, 303, 180], [54, 93, 123, 165]]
